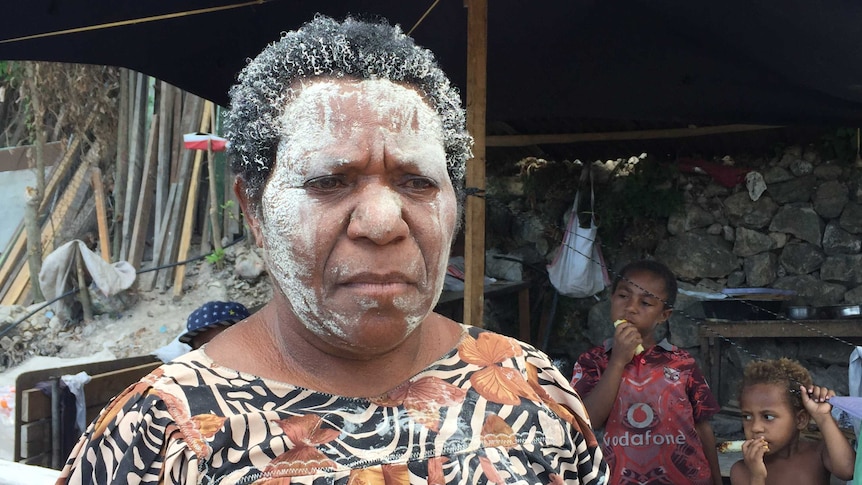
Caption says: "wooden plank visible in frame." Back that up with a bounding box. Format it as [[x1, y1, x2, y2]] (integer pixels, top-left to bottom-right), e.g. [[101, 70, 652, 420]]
[[128, 114, 160, 268], [90, 167, 111, 262], [156, 94, 205, 291], [485, 124, 784, 147], [172, 102, 212, 298], [463, 0, 488, 326], [20, 388, 50, 423], [121, 72, 149, 262], [83, 361, 160, 406], [19, 420, 50, 459], [698, 319, 862, 339], [155, 82, 176, 243]]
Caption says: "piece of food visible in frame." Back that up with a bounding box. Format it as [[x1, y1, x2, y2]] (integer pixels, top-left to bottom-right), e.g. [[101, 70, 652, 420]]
[[613, 319, 644, 355], [717, 439, 769, 453], [717, 440, 744, 453]]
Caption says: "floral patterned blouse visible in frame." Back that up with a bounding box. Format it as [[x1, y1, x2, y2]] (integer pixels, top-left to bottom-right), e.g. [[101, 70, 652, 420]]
[[57, 324, 608, 484]]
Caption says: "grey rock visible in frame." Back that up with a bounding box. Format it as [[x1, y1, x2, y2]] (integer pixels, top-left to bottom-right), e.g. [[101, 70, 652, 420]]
[[789, 159, 814, 176], [769, 232, 789, 249], [733, 227, 776, 257], [819, 255, 862, 285], [773, 275, 846, 306], [845, 285, 862, 304], [707, 223, 723, 235], [727, 270, 747, 287], [723, 225, 735, 242], [655, 233, 739, 280], [744, 252, 778, 287], [667, 297, 703, 348], [840, 202, 862, 234], [667, 204, 715, 236], [813, 180, 849, 218], [798, 340, 855, 366], [822, 222, 861, 255], [766, 175, 816, 204], [779, 242, 825, 275], [762, 166, 794, 184], [723, 192, 779, 229], [808, 365, 849, 396], [769, 205, 823, 246], [234, 249, 265, 281], [485, 250, 523, 281], [813, 162, 844, 181]]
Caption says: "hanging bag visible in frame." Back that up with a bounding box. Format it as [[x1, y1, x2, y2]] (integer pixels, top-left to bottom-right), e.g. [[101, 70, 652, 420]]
[[547, 169, 610, 298]]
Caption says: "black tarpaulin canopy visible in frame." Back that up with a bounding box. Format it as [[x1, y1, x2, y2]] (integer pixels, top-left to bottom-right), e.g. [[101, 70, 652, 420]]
[[2, 0, 862, 325]]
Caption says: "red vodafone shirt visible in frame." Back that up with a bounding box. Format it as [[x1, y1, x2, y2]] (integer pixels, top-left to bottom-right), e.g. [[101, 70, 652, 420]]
[[572, 339, 719, 485]]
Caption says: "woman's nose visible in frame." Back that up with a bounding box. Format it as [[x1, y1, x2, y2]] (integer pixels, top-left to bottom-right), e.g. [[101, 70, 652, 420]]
[[347, 183, 408, 244]]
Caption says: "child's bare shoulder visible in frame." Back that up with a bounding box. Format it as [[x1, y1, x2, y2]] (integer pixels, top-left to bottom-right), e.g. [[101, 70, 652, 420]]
[[764, 441, 830, 484]]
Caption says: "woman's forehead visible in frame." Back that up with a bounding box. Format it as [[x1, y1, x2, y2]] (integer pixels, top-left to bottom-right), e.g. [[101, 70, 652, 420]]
[[281, 79, 439, 125]]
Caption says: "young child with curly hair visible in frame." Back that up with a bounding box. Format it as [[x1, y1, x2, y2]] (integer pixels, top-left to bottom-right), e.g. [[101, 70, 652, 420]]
[[730, 358, 855, 484]]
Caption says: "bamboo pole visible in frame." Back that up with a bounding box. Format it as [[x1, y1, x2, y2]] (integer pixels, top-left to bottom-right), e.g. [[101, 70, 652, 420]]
[[128, 114, 159, 269], [121, 72, 148, 261], [172, 102, 212, 298], [23, 187, 44, 302], [112, 69, 130, 262], [90, 167, 111, 262]]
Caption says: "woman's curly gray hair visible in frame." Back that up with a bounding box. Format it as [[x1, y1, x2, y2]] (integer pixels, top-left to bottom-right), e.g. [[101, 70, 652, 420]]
[[225, 15, 472, 216]]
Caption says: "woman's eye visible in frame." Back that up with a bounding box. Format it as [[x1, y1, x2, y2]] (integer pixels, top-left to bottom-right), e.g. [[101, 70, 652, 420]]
[[304, 176, 345, 191], [403, 176, 437, 191], [764, 414, 775, 421]]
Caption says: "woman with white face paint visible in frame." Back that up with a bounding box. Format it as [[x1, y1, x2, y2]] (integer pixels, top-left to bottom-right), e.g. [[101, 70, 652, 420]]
[[58, 16, 608, 485]]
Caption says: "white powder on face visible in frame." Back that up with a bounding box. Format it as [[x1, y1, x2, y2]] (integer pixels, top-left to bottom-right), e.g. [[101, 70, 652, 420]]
[[260, 79, 456, 344]]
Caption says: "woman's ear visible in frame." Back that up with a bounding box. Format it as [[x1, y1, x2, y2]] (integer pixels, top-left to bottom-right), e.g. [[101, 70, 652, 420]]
[[234, 177, 264, 247]]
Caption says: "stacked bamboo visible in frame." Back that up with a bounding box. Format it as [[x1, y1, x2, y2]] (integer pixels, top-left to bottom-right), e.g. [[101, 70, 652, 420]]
[[0, 70, 241, 307]]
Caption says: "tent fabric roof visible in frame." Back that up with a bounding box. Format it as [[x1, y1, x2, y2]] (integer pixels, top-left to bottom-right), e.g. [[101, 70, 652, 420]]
[[1, 0, 861, 128]]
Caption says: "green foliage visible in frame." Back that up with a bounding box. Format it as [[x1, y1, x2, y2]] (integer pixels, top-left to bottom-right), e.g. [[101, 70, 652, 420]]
[[595, 159, 683, 248], [205, 247, 226, 265]]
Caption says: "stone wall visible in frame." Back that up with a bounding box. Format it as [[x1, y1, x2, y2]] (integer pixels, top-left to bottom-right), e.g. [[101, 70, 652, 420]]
[[484, 146, 862, 408]]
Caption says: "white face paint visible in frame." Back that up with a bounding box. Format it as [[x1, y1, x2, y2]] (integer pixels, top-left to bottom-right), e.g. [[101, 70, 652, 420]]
[[259, 79, 457, 352]]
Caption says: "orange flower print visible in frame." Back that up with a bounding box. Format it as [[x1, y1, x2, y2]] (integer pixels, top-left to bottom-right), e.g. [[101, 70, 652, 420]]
[[161, 391, 216, 460], [347, 464, 409, 485], [191, 413, 228, 438], [370, 377, 466, 432], [481, 414, 516, 449], [459, 333, 539, 405], [266, 414, 339, 476]]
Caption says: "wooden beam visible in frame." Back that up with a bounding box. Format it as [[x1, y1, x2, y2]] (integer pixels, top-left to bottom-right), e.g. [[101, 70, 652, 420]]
[[463, 0, 488, 327], [485, 124, 783, 147]]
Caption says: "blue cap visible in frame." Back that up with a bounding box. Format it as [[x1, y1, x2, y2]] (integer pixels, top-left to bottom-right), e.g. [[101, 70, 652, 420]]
[[179, 301, 250, 345]]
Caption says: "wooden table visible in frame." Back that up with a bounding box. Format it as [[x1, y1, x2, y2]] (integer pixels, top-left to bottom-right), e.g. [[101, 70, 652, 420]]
[[699, 319, 862, 403], [436, 280, 532, 342]]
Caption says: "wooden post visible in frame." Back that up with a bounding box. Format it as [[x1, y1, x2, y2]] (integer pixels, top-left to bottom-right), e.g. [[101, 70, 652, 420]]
[[155, 82, 176, 243], [23, 187, 44, 302], [90, 167, 111, 262], [75, 249, 92, 322], [463, 0, 488, 326], [206, 134, 223, 266]]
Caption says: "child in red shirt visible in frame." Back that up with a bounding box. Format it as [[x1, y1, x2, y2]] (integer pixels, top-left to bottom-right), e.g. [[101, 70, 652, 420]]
[[572, 260, 722, 484]]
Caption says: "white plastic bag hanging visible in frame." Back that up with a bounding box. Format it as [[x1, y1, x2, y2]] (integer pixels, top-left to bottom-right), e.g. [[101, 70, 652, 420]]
[[547, 169, 610, 298]]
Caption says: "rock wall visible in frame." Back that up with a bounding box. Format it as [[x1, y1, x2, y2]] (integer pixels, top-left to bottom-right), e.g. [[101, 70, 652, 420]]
[[484, 146, 862, 407]]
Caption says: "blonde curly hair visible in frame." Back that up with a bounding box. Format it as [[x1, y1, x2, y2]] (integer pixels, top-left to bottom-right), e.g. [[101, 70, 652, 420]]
[[741, 358, 813, 412]]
